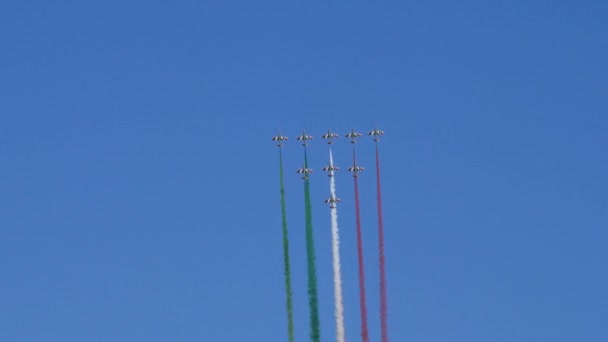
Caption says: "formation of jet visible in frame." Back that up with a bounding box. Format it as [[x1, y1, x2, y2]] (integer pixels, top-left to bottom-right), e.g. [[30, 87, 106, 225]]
[[296, 130, 314, 146], [321, 130, 339, 144], [271, 126, 383, 147], [322, 164, 339, 176], [272, 127, 379, 183], [271, 131, 289, 147], [296, 166, 313, 180], [324, 194, 341, 208], [345, 128, 363, 144], [368, 125, 385, 142]]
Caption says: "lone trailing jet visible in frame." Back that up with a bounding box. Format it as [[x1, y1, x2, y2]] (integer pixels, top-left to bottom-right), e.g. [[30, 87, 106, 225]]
[[296, 130, 313, 146], [345, 128, 362, 144], [271, 131, 289, 147], [322, 164, 339, 176], [321, 129, 339, 144], [368, 125, 385, 142], [324, 195, 341, 208], [348, 163, 364, 177], [296, 166, 313, 180]]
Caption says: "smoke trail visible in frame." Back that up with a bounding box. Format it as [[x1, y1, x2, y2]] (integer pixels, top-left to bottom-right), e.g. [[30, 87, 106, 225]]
[[279, 149, 295, 342], [375, 144, 389, 342], [353, 149, 370, 342], [304, 150, 321, 342], [328, 149, 346, 342]]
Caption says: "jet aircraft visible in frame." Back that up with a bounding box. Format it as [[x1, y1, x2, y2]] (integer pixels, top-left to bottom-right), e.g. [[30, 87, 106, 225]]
[[345, 128, 362, 143], [368, 125, 385, 142], [296, 166, 313, 179], [321, 130, 339, 144], [296, 130, 313, 146], [271, 132, 289, 147], [348, 164, 364, 177], [324, 195, 341, 208], [322, 164, 339, 176]]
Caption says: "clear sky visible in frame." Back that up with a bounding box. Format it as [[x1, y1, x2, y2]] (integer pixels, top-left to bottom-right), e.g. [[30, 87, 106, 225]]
[[1, 1, 606, 341]]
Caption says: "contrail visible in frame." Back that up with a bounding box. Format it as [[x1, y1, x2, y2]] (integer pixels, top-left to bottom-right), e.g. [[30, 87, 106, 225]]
[[352, 148, 370, 342], [375, 143, 389, 342], [278, 149, 295, 342], [327, 149, 346, 342], [304, 149, 321, 342]]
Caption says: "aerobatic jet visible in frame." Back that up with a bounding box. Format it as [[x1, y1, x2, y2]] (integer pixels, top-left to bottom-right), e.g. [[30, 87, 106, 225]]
[[271, 131, 289, 147], [348, 164, 364, 177], [321, 130, 339, 144], [324, 195, 341, 208], [368, 125, 385, 142], [345, 128, 362, 143], [296, 130, 313, 146], [296, 167, 313, 179], [322, 164, 339, 176]]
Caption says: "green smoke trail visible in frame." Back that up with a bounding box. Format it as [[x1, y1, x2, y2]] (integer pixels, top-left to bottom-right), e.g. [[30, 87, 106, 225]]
[[279, 150, 295, 342], [304, 150, 321, 342]]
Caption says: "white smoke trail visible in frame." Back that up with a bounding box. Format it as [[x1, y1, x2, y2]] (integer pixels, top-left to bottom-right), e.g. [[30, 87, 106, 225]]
[[329, 149, 346, 342]]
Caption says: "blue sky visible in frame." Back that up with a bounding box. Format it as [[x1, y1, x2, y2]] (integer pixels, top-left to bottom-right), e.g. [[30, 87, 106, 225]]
[[1, 1, 607, 341]]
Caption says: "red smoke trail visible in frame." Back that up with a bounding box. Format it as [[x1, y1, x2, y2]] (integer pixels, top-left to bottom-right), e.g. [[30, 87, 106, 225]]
[[353, 149, 370, 342], [375, 144, 389, 342]]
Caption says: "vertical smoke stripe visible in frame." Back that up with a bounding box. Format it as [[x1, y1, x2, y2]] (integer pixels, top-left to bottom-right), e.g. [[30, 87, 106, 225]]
[[353, 148, 370, 342], [279, 149, 295, 342], [375, 144, 389, 342], [328, 149, 346, 342], [304, 150, 321, 342]]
